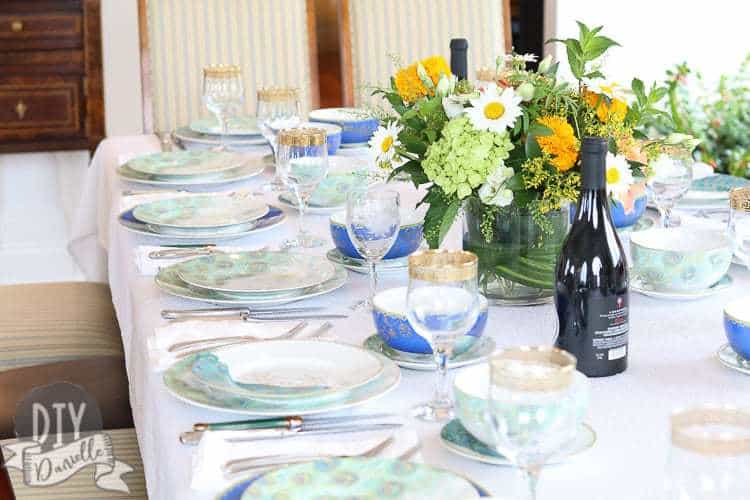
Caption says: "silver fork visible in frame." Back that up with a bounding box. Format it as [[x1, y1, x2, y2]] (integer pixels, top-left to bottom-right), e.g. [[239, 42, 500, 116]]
[[171, 321, 308, 358], [222, 436, 394, 476]]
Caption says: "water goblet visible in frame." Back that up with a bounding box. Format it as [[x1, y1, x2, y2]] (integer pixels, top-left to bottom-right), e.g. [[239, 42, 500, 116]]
[[665, 405, 750, 499], [276, 128, 328, 248], [202, 65, 244, 151], [487, 346, 584, 500], [728, 187, 750, 270], [647, 155, 693, 227], [346, 188, 400, 310], [406, 250, 480, 421], [256, 87, 302, 191]]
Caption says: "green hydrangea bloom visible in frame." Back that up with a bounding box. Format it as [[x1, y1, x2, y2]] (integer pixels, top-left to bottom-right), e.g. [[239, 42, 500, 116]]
[[422, 116, 514, 199]]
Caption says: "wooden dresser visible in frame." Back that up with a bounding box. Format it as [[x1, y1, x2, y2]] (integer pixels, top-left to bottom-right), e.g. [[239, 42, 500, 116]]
[[0, 0, 104, 153]]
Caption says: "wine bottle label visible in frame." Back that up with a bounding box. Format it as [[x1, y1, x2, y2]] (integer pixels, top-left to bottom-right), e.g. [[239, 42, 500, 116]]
[[586, 293, 629, 363]]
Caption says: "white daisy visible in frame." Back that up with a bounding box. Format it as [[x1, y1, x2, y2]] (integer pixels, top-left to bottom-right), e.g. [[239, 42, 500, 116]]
[[467, 83, 523, 133], [605, 152, 635, 198], [369, 122, 402, 167]]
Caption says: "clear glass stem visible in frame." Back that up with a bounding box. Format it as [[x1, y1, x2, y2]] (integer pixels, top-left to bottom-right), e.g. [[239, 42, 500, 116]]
[[432, 343, 454, 406], [219, 112, 229, 151], [368, 260, 378, 304], [660, 206, 672, 228], [523, 466, 541, 500], [295, 188, 308, 242]]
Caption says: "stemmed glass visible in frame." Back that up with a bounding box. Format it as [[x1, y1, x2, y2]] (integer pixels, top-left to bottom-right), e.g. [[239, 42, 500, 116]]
[[665, 406, 750, 499], [276, 128, 328, 248], [256, 87, 302, 191], [346, 189, 401, 310], [728, 187, 750, 270], [646, 155, 693, 227], [487, 346, 585, 500], [202, 65, 244, 151], [406, 250, 480, 421]]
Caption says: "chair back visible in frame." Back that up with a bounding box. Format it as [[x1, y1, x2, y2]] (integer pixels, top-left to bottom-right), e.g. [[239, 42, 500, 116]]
[[339, 0, 511, 107], [138, 0, 319, 133]]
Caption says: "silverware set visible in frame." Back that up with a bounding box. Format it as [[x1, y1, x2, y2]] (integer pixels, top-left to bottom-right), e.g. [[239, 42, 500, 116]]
[[161, 306, 348, 322]]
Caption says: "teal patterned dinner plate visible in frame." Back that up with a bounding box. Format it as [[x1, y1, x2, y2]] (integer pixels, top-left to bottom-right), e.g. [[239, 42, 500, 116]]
[[155, 262, 348, 306], [440, 419, 596, 466], [363, 334, 495, 371], [124, 151, 244, 176], [175, 251, 337, 294], [116, 159, 267, 186], [278, 170, 369, 209], [173, 127, 268, 149], [239, 457, 479, 500], [132, 195, 268, 229], [690, 173, 750, 194], [163, 351, 400, 416], [189, 116, 261, 136]]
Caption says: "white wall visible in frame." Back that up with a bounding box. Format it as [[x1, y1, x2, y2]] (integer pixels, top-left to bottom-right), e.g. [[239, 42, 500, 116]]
[[549, 0, 750, 88], [101, 0, 144, 136]]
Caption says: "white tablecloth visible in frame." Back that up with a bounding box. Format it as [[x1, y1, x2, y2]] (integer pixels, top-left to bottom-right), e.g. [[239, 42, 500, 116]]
[[73, 134, 750, 500]]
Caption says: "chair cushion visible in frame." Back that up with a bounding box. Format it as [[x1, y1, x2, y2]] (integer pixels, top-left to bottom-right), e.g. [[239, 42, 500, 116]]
[[0, 282, 123, 371], [2, 428, 147, 499]]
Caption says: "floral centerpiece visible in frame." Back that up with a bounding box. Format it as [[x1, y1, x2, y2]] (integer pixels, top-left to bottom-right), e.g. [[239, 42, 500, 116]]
[[369, 22, 695, 304]]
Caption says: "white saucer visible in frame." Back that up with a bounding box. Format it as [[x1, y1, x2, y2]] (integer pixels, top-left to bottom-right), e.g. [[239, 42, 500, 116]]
[[631, 275, 733, 300], [717, 343, 750, 375]]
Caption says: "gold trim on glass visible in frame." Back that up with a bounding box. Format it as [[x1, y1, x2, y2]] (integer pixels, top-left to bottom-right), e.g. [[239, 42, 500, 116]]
[[203, 64, 242, 78], [408, 250, 478, 283], [277, 127, 327, 147], [257, 87, 300, 102], [490, 346, 577, 392], [730, 187, 750, 212], [671, 406, 750, 456]]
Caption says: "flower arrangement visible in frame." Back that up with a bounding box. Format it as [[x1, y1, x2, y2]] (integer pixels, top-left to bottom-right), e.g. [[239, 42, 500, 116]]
[[370, 21, 693, 245], [368, 21, 696, 302]]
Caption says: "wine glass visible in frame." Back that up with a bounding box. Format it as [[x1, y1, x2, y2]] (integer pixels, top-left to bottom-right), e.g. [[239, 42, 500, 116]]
[[256, 87, 302, 191], [728, 187, 750, 270], [647, 155, 693, 228], [202, 65, 244, 151], [665, 406, 750, 499], [346, 188, 400, 310], [406, 250, 480, 421], [276, 128, 329, 248], [487, 346, 585, 500]]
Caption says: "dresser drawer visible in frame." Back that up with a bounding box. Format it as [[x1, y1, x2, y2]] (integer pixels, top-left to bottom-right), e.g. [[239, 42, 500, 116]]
[[0, 81, 81, 138], [0, 13, 82, 50]]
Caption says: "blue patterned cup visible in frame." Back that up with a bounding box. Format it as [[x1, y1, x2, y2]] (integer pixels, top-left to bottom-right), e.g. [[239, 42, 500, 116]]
[[309, 108, 379, 144], [301, 122, 341, 155], [372, 286, 488, 354], [725, 297, 750, 359], [630, 228, 733, 292], [453, 363, 589, 446], [330, 211, 424, 260], [610, 195, 647, 228]]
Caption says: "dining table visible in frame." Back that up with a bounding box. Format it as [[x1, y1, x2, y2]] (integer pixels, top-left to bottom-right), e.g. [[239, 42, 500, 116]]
[[68, 134, 750, 500]]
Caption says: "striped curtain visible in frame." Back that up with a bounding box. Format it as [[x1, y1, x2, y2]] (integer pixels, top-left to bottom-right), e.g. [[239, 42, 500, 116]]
[[145, 0, 312, 132], [347, 0, 507, 107]]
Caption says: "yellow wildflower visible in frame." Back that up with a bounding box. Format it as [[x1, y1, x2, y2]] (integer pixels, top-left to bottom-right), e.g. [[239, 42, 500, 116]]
[[394, 55, 451, 103], [584, 90, 627, 123], [535, 116, 580, 172]]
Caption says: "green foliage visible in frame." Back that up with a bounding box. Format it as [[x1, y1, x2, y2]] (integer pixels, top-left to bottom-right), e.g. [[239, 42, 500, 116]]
[[547, 21, 620, 82], [421, 187, 461, 248]]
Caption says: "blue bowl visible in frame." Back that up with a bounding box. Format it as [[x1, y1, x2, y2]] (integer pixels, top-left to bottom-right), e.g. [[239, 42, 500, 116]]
[[309, 108, 379, 144], [611, 195, 647, 228], [329, 212, 424, 260], [725, 297, 750, 359], [372, 287, 489, 354], [302, 122, 342, 155]]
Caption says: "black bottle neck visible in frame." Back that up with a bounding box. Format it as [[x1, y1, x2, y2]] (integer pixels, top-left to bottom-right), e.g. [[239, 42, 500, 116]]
[[450, 38, 468, 81], [580, 136, 608, 191]]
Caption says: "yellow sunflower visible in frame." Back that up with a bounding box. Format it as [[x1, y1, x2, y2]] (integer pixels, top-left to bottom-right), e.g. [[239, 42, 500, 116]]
[[584, 90, 627, 123], [536, 116, 580, 172], [394, 55, 451, 103]]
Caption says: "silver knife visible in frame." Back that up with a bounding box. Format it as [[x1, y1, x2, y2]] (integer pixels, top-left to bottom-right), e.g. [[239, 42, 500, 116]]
[[149, 246, 219, 259], [180, 422, 402, 445], [161, 307, 325, 320]]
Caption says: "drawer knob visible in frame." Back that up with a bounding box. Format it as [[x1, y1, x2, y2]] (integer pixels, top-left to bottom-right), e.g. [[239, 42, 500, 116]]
[[10, 20, 23, 32], [15, 100, 27, 120]]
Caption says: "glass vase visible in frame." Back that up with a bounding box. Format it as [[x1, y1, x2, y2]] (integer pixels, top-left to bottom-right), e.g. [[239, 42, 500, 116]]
[[462, 198, 570, 306]]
